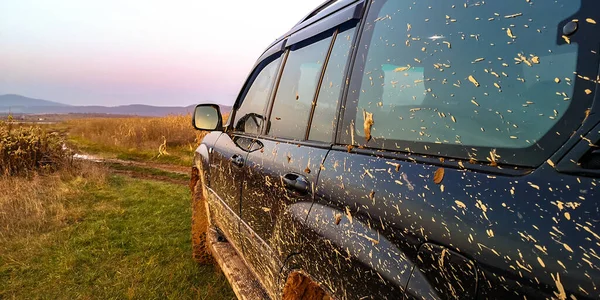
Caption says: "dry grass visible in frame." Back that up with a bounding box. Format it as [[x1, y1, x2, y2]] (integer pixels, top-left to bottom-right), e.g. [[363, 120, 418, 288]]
[[65, 114, 232, 166], [0, 161, 107, 239], [0, 115, 235, 298], [0, 122, 69, 176], [66, 114, 209, 156], [0, 119, 106, 238]]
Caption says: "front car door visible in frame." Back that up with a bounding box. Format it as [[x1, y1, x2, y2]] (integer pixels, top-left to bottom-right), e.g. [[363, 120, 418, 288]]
[[239, 13, 361, 298], [208, 54, 282, 255]]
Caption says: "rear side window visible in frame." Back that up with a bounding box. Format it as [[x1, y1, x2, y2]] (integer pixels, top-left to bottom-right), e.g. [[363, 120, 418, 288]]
[[268, 34, 333, 140], [233, 56, 281, 135], [308, 27, 356, 143], [341, 0, 595, 166]]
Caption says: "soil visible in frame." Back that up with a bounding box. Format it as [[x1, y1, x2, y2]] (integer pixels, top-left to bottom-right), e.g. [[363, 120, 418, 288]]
[[72, 151, 190, 184], [282, 272, 330, 300], [75, 153, 189, 174]]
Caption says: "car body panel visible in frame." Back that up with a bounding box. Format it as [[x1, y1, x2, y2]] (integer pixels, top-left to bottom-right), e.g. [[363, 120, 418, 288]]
[[406, 243, 478, 300], [194, 131, 221, 186], [299, 149, 599, 299], [209, 133, 257, 251], [240, 139, 331, 297], [193, 0, 600, 299]]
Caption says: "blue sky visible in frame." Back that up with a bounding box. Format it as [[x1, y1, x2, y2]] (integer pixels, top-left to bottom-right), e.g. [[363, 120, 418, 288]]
[[0, 0, 325, 106]]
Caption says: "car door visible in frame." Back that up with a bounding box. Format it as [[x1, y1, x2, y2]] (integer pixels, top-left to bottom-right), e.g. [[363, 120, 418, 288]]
[[239, 18, 360, 297], [208, 54, 282, 253], [404, 244, 477, 300], [296, 0, 600, 299]]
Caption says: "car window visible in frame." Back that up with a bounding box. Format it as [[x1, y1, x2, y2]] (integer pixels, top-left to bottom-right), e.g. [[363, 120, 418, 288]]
[[341, 0, 587, 166], [308, 26, 356, 143], [268, 34, 334, 140], [233, 56, 281, 135]]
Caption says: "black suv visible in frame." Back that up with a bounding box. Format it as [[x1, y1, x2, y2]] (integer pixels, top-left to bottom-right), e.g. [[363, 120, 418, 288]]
[[190, 0, 600, 299]]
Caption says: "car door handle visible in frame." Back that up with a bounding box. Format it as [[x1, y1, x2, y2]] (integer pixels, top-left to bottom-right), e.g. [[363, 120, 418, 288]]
[[231, 154, 244, 168], [282, 173, 310, 195]]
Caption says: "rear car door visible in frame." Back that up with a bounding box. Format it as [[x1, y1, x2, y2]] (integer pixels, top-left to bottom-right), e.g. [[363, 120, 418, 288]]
[[239, 17, 360, 297], [208, 54, 282, 253], [298, 0, 600, 299]]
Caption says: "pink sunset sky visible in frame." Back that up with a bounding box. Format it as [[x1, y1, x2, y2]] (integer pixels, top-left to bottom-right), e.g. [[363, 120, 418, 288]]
[[0, 0, 325, 107]]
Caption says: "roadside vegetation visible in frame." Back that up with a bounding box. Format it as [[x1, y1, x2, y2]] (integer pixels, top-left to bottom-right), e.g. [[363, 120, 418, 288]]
[[65, 115, 211, 166], [0, 121, 69, 176], [0, 118, 235, 299]]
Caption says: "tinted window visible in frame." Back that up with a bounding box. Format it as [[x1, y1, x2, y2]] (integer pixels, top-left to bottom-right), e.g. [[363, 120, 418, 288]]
[[342, 0, 593, 166], [268, 35, 333, 140], [308, 27, 356, 142], [233, 56, 281, 135]]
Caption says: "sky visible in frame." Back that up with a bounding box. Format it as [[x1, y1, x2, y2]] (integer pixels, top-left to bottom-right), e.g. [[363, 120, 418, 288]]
[[0, 0, 325, 107]]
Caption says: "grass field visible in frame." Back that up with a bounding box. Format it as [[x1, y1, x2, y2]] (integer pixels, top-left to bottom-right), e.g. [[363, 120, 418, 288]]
[[0, 115, 235, 299], [69, 134, 196, 167], [64, 114, 229, 167], [106, 162, 190, 182], [0, 174, 235, 299]]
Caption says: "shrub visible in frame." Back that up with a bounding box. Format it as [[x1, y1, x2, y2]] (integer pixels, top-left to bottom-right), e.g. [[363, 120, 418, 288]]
[[0, 122, 69, 176]]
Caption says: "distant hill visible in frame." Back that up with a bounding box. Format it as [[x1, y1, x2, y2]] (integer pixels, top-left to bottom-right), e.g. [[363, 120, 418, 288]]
[[0, 94, 69, 108], [0, 94, 232, 117]]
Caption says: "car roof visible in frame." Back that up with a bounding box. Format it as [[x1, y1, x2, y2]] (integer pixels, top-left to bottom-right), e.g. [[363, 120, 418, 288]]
[[262, 0, 359, 55]]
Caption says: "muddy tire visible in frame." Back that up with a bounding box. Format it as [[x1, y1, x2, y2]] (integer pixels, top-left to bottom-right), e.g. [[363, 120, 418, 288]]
[[191, 167, 214, 265], [282, 272, 330, 300]]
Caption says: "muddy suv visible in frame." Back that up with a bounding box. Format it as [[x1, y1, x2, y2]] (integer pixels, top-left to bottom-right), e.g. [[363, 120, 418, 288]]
[[190, 0, 600, 299]]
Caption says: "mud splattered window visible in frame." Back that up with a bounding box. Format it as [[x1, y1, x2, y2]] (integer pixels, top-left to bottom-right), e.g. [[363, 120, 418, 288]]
[[268, 33, 334, 140], [308, 26, 356, 143], [342, 0, 592, 166], [233, 56, 282, 135]]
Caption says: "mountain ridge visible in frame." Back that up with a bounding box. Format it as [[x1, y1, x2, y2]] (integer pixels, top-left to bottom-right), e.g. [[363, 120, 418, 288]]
[[0, 94, 70, 107], [0, 94, 232, 117]]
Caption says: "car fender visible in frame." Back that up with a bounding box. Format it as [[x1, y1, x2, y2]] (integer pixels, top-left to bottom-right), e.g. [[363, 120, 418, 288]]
[[283, 202, 415, 299], [193, 132, 223, 188]]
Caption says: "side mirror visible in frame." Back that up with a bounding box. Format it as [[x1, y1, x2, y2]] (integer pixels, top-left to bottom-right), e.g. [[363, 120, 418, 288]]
[[192, 104, 223, 131]]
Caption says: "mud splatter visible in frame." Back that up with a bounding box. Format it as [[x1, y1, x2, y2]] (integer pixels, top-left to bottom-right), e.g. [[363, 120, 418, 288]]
[[363, 111, 374, 142], [434, 168, 445, 184]]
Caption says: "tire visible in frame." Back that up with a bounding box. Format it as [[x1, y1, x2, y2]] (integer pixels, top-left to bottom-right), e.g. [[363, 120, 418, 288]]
[[191, 167, 214, 265]]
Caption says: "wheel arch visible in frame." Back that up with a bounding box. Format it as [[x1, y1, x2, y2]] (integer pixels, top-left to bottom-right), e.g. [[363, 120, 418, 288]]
[[279, 202, 415, 299], [281, 270, 331, 300]]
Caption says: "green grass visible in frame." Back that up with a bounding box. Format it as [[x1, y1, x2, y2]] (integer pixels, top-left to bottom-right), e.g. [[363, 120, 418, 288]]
[[68, 135, 194, 167], [0, 175, 234, 300]]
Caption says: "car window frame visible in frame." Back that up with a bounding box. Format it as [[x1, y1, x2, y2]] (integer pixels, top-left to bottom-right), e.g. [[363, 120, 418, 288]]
[[307, 22, 359, 143], [264, 29, 337, 141], [226, 0, 365, 146], [335, 0, 600, 168], [261, 20, 362, 146], [228, 51, 284, 137]]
